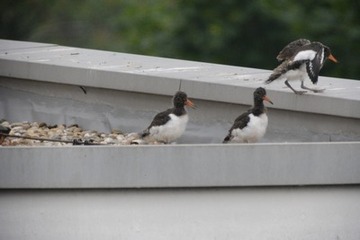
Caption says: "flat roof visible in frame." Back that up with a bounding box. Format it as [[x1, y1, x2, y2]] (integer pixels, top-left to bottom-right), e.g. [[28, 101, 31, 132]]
[[1, 39, 360, 189], [1, 39, 360, 119]]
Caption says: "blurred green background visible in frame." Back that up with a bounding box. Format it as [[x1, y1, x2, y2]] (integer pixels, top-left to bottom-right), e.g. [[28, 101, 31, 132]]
[[1, 0, 360, 79]]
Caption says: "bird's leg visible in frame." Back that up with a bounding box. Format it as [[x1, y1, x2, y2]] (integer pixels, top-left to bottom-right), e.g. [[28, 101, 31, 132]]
[[300, 81, 326, 93], [285, 80, 307, 95]]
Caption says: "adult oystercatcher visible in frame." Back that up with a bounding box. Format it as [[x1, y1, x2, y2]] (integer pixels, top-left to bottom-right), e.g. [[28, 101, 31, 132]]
[[223, 87, 273, 143], [138, 91, 195, 144], [265, 39, 338, 95]]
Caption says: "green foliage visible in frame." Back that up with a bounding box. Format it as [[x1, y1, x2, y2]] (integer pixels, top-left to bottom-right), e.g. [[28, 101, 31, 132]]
[[1, 0, 359, 79]]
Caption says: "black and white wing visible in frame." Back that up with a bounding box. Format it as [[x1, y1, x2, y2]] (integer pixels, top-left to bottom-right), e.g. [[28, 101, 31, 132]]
[[141, 108, 172, 137], [276, 39, 311, 62], [306, 50, 324, 84]]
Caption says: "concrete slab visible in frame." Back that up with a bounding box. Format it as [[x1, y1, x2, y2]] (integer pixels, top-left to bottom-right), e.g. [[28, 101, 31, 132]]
[[1, 142, 359, 189], [1, 77, 359, 143], [1, 39, 360, 118], [1, 187, 360, 240], [0, 39, 56, 51]]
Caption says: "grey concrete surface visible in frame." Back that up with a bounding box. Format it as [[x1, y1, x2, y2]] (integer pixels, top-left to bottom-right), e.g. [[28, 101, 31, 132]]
[[1, 142, 360, 188], [0, 187, 359, 240], [1, 77, 360, 144], [1, 39, 360, 119]]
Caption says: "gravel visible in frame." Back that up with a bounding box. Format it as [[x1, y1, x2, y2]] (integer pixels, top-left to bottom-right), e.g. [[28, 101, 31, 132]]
[[0, 120, 141, 146]]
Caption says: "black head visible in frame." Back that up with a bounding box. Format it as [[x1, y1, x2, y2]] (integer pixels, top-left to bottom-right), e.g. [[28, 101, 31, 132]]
[[173, 91, 195, 108], [312, 42, 338, 63], [323, 45, 338, 63], [253, 87, 273, 105]]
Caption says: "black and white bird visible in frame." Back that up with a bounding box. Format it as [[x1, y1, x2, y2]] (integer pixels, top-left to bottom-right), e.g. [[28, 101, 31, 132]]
[[138, 91, 195, 144], [223, 87, 273, 143], [265, 39, 338, 95]]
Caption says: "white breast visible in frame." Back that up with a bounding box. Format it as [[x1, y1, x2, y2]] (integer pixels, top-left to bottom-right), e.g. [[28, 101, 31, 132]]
[[229, 113, 268, 143], [284, 64, 309, 82], [149, 113, 189, 143]]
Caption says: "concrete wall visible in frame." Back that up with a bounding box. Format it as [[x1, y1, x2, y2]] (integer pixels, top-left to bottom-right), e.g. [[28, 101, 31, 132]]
[[1, 187, 360, 240], [1, 39, 360, 239]]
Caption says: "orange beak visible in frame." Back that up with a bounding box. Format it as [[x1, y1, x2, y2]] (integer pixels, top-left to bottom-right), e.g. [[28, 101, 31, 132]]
[[185, 99, 196, 109], [262, 95, 273, 105], [328, 54, 338, 63]]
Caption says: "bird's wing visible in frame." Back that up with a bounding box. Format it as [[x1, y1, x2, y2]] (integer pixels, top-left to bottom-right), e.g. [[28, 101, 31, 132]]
[[290, 44, 323, 84], [306, 51, 323, 84], [223, 111, 251, 143], [142, 108, 172, 137], [276, 39, 311, 62], [265, 61, 289, 84], [232, 111, 251, 130]]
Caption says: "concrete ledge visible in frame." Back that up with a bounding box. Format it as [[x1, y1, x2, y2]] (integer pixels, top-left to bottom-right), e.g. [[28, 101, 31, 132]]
[[1, 39, 360, 118], [1, 142, 359, 189], [1, 40, 360, 189], [1, 40, 360, 240]]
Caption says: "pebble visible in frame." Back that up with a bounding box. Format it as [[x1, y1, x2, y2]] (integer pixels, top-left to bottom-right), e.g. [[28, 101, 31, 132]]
[[0, 120, 145, 146]]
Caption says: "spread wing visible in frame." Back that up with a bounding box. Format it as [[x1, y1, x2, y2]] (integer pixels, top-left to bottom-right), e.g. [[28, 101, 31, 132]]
[[142, 108, 172, 137], [223, 110, 250, 143], [277, 39, 311, 62], [265, 58, 305, 84]]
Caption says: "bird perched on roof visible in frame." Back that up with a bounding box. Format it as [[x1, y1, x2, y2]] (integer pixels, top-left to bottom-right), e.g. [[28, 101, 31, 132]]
[[265, 39, 338, 95], [223, 87, 273, 143], [134, 91, 195, 144]]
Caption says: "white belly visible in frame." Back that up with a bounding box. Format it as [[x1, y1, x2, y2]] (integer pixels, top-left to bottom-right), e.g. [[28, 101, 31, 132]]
[[284, 64, 311, 83], [149, 114, 189, 143], [229, 113, 268, 143]]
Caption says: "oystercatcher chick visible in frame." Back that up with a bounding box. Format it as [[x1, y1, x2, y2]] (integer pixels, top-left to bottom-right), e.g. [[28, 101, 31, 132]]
[[265, 39, 338, 95], [223, 87, 273, 143], [137, 91, 195, 144]]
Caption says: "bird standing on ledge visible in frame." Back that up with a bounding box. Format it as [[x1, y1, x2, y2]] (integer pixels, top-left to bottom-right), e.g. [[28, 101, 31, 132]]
[[223, 87, 273, 143], [265, 39, 338, 95], [137, 91, 195, 144]]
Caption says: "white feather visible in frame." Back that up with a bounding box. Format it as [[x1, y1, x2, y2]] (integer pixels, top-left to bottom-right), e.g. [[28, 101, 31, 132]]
[[283, 64, 311, 83], [293, 50, 316, 62], [148, 113, 189, 143], [229, 113, 268, 143], [319, 48, 324, 65]]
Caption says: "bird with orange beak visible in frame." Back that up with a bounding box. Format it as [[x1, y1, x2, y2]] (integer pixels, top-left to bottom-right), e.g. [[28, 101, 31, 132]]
[[265, 39, 338, 95], [223, 87, 273, 143], [138, 91, 195, 144]]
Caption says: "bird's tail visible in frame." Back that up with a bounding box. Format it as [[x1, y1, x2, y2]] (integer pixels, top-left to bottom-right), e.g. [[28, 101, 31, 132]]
[[222, 134, 231, 144]]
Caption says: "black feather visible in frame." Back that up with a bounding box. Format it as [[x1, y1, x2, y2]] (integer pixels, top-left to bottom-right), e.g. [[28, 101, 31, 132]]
[[223, 111, 251, 143], [141, 109, 172, 137]]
